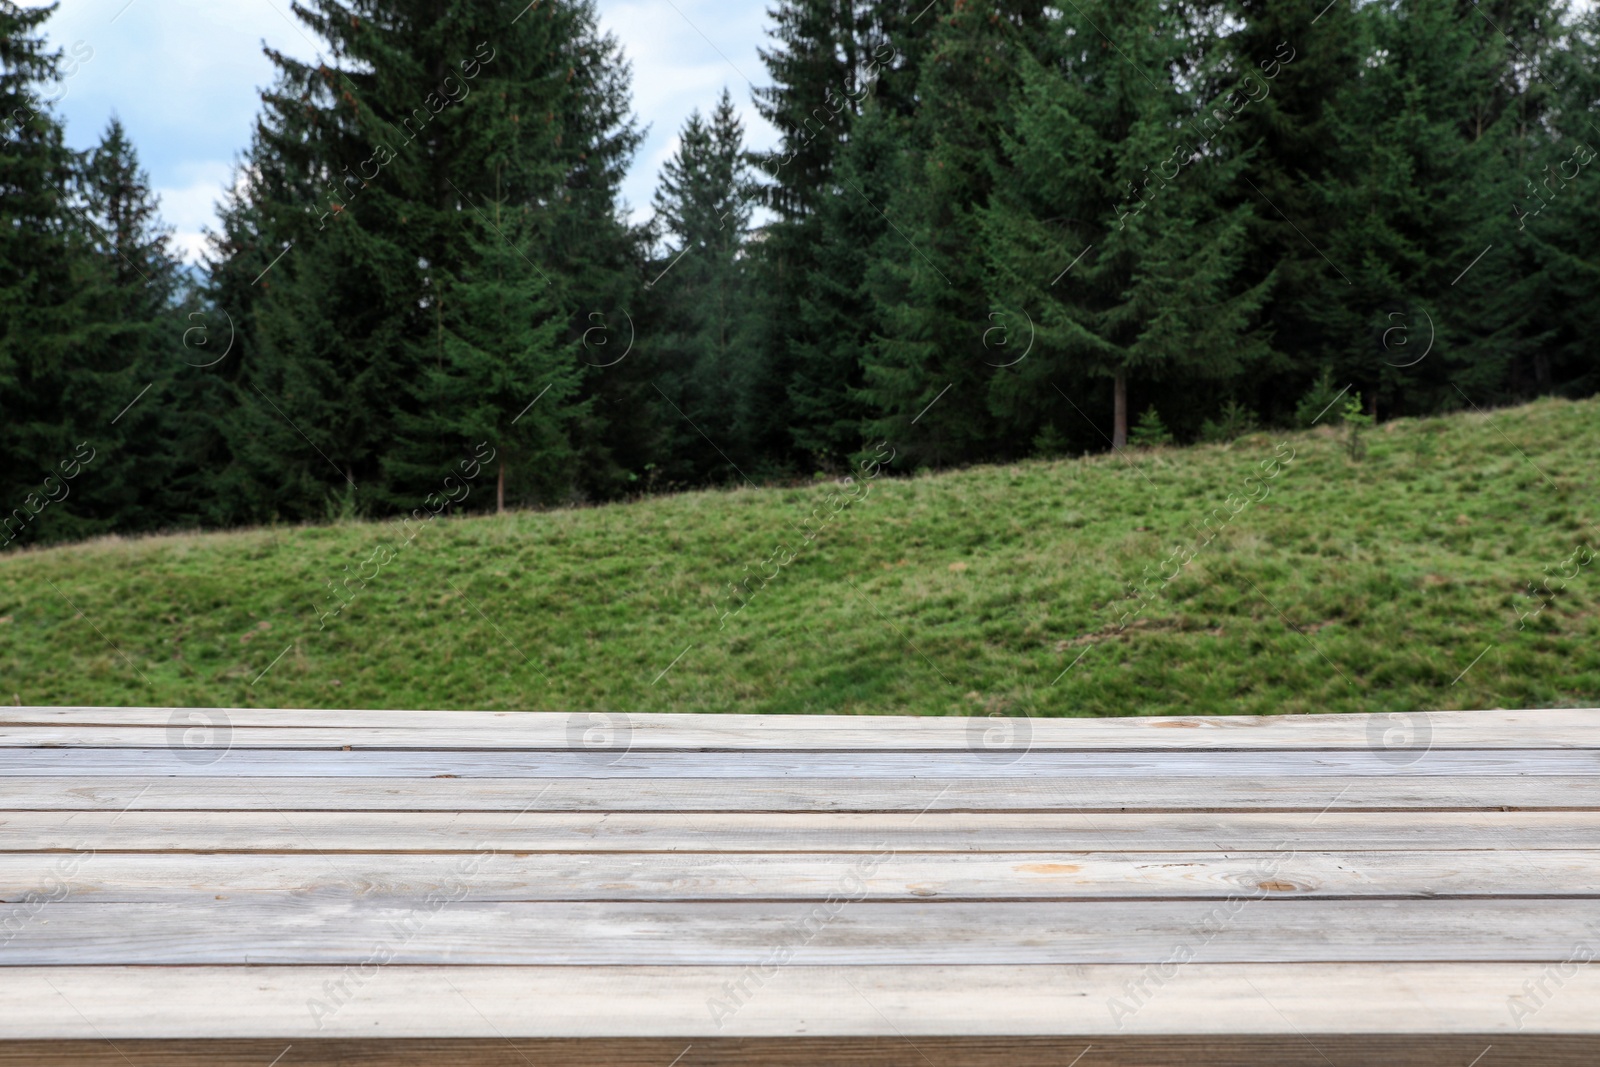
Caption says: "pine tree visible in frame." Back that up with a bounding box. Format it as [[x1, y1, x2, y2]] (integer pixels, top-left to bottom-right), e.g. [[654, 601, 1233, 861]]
[[1299, 0, 1529, 418], [67, 118, 189, 536], [855, 0, 1049, 468], [977, 0, 1268, 451], [750, 0, 898, 472], [391, 182, 585, 511], [644, 89, 759, 482], [1, 15, 184, 547], [1520, 2, 1600, 398], [782, 94, 898, 467], [1213, 0, 1590, 421], [0, 2, 86, 546], [1473, 0, 1595, 402], [1221, 0, 1365, 423], [209, 0, 642, 521], [752, 0, 875, 220]]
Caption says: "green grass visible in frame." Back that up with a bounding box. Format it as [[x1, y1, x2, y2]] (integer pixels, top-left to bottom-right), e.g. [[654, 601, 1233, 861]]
[[2, 397, 1598, 716]]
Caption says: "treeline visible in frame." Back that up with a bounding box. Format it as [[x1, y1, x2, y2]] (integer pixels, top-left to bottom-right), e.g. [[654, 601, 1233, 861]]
[[2, 0, 1598, 547]]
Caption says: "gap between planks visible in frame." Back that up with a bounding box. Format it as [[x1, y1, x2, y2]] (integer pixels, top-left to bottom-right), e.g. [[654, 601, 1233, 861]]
[[0, 1036, 1590, 1066]]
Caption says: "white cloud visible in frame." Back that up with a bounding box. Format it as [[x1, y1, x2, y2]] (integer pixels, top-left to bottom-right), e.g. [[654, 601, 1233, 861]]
[[156, 162, 237, 232], [155, 160, 236, 263]]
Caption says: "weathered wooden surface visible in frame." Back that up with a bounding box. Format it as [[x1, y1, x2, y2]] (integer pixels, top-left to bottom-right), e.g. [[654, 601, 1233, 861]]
[[2, 706, 1598, 1065], [8, 808, 1600, 849], [8, 899, 1600, 964], [6, 706, 1597, 748], [4, 849, 1596, 899], [5, 964, 1600, 1035], [7, 748, 1600, 777], [9, 775, 1600, 810]]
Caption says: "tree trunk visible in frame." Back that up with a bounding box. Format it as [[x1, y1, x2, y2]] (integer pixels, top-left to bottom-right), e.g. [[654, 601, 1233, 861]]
[[1534, 351, 1552, 391], [497, 460, 505, 515], [1112, 367, 1128, 450]]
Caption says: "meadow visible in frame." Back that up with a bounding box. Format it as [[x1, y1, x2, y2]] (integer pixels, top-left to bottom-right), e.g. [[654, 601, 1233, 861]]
[[2, 396, 1596, 717]]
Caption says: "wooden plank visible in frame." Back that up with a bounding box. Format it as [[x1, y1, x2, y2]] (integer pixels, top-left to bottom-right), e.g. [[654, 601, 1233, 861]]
[[3, 899, 1598, 965], [41, 723, 1564, 753], [1, 1036, 1595, 1067], [3, 705, 1595, 1056], [6, 774, 1598, 813], [3, 775, 1598, 811], [3, 748, 1596, 778], [1, 849, 1596, 901], [9, 809, 1600, 852], [0, 964, 1596, 1036], [5, 706, 1599, 748]]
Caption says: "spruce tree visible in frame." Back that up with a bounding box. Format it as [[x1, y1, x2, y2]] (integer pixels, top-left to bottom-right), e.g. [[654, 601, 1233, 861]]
[[782, 93, 898, 467], [1, 16, 184, 547], [1220, 0, 1585, 419], [752, 0, 875, 219], [1222, 0, 1364, 424], [977, 0, 1268, 451], [1302, 0, 1527, 417], [0, 2, 87, 546], [750, 0, 891, 472], [645, 89, 759, 482], [1521, 3, 1600, 398], [208, 0, 641, 521], [390, 181, 586, 511], [855, 0, 1048, 468], [69, 118, 189, 536]]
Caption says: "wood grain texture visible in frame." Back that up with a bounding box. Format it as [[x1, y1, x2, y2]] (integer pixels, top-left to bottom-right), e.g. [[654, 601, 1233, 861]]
[[3, 849, 1594, 901], [1, 965, 1597, 1036], [5, 775, 1599, 811], [6, 706, 1598, 749], [4, 747, 1596, 777], [8, 809, 1600, 851], [5, 707, 1597, 1056], [4, 899, 1598, 965]]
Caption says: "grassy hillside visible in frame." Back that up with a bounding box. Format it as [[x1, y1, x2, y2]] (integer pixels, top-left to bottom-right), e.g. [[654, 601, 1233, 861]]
[[2, 397, 1597, 717]]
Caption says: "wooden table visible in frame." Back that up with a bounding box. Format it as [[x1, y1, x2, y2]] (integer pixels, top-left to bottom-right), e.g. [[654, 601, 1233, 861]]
[[1, 706, 1598, 1065]]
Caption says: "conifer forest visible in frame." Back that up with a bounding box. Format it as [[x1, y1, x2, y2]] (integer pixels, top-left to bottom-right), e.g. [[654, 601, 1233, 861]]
[[2, 0, 1598, 547]]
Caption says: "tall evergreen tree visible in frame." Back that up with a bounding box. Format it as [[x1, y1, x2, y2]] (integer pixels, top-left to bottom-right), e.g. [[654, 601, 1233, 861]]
[[1298, 0, 1533, 418], [1, 16, 184, 548], [0, 1, 88, 546], [7, 0, 1600, 551], [645, 89, 759, 482], [782, 89, 898, 467], [1221, 0, 1364, 424], [750, 0, 894, 472], [1520, 2, 1600, 398], [977, 0, 1267, 450], [753, 0, 875, 220], [855, 0, 1048, 467], [390, 181, 585, 511], [208, 0, 641, 522], [70, 117, 189, 535]]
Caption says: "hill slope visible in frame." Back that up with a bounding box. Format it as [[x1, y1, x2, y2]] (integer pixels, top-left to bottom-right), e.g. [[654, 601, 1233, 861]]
[[2, 398, 1597, 716]]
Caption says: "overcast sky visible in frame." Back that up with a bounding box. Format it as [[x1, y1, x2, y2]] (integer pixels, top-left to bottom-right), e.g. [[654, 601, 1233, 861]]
[[35, 0, 780, 262]]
